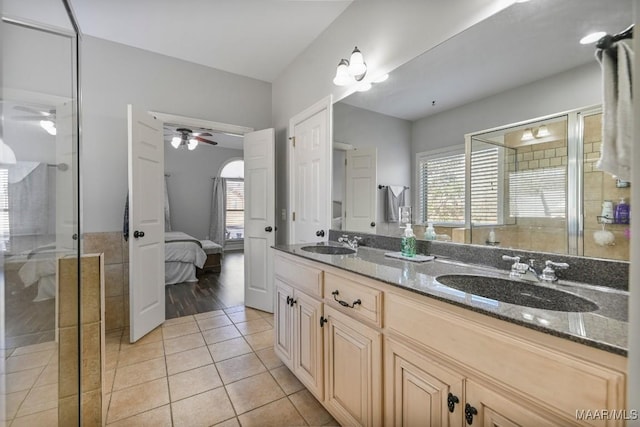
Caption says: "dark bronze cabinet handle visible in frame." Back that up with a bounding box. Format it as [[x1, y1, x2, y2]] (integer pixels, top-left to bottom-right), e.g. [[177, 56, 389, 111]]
[[320, 316, 328, 327], [265, 226, 273, 232], [290, 298, 297, 306], [286, 296, 292, 306], [316, 230, 325, 237], [133, 230, 145, 239], [331, 290, 361, 309], [447, 393, 459, 413], [465, 403, 478, 425]]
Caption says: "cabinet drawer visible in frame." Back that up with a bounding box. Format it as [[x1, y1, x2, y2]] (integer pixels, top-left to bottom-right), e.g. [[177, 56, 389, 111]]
[[385, 292, 625, 422], [325, 272, 382, 327], [274, 254, 323, 298]]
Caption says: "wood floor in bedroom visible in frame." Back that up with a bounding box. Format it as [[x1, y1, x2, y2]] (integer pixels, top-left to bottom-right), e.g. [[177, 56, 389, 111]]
[[165, 251, 245, 319]]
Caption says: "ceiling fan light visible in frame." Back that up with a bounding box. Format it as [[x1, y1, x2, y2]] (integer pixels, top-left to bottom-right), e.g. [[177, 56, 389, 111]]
[[333, 59, 351, 86], [40, 120, 56, 136], [348, 47, 367, 77], [187, 138, 198, 150], [372, 73, 388, 83], [171, 136, 181, 148]]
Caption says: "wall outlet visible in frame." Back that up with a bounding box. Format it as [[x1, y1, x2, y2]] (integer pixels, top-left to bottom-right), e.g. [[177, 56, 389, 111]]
[[281, 209, 286, 221]]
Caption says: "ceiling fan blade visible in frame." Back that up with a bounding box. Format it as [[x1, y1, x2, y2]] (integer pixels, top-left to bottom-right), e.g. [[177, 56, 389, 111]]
[[193, 132, 212, 137], [195, 136, 218, 145], [13, 105, 54, 116], [11, 115, 44, 121]]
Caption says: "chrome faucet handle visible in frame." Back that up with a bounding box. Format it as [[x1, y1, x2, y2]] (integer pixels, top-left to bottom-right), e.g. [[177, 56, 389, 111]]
[[502, 255, 520, 263], [540, 260, 569, 282]]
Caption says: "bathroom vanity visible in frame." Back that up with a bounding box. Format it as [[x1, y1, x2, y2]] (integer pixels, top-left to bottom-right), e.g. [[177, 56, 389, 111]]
[[272, 243, 627, 427]]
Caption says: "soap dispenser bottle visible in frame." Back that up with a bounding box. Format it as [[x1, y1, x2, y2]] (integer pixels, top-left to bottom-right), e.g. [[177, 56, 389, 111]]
[[614, 198, 630, 224], [401, 223, 416, 257], [424, 223, 436, 241]]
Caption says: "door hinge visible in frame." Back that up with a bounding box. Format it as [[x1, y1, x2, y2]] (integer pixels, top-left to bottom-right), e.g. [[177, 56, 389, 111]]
[[289, 136, 296, 147], [292, 212, 296, 221]]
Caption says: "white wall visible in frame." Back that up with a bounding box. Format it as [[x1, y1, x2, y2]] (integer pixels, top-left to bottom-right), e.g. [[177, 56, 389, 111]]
[[333, 102, 411, 235], [81, 36, 271, 232], [271, 0, 514, 243], [165, 144, 242, 240]]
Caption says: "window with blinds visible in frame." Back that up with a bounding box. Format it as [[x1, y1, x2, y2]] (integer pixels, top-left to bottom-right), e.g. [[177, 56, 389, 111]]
[[0, 168, 9, 251], [418, 147, 500, 225], [225, 179, 244, 240], [508, 166, 566, 218]]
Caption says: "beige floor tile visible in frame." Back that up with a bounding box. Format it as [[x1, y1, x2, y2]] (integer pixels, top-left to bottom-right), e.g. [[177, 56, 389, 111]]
[[34, 362, 58, 388], [223, 305, 245, 314], [5, 367, 44, 393], [162, 321, 200, 340], [6, 350, 54, 374], [208, 337, 252, 362], [226, 371, 285, 414], [194, 310, 226, 320], [289, 389, 334, 426], [213, 417, 240, 427], [2, 390, 29, 420], [171, 388, 236, 427], [105, 350, 119, 371], [163, 332, 206, 355], [235, 318, 272, 336], [103, 369, 116, 394], [202, 325, 242, 345], [106, 404, 172, 427], [216, 353, 267, 384], [162, 315, 195, 327], [227, 310, 263, 324], [117, 341, 164, 368], [168, 364, 222, 402], [166, 346, 213, 376], [10, 341, 57, 356], [270, 365, 305, 395], [263, 316, 274, 326], [237, 397, 306, 427], [16, 383, 58, 417], [11, 407, 58, 427], [107, 378, 169, 423], [112, 357, 166, 391], [244, 329, 274, 351], [119, 327, 163, 350], [255, 347, 284, 370], [196, 315, 233, 331]]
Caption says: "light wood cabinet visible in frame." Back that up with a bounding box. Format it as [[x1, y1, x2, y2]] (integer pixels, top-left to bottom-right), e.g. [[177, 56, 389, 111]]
[[323, 305, 382, 427], [274, 278, 294, 368]]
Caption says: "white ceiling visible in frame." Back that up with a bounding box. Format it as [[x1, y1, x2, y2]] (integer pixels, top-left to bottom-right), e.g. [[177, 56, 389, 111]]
[[341, 0, 633, 121], [69, 0, 352, 83]]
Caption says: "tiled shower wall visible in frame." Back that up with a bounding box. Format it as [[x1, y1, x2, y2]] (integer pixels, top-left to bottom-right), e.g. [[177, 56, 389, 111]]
[[83, 232, 129, 331]]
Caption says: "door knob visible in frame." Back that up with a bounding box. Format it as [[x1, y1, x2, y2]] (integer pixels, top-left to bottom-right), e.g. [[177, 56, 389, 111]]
[[316, 230, 325, 237], [370, 222, 376, 227], [133, 230, 145, 239], [265, 226, 273, 232]]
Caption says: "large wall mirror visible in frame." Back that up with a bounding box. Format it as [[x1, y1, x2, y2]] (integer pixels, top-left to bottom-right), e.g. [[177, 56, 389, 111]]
[[332, 0, 632, 261]]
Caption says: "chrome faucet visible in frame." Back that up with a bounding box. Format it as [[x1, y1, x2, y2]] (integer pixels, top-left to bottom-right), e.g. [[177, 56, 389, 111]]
[[540, 260, 569, 282], [338, 234, 362, 250], [502, 255, 540, 282]]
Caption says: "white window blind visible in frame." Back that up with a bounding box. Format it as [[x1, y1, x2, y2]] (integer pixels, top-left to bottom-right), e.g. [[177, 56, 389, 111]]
[[0, 169, 9, 250], [225, 179, 244, 240], [418, 148, 499, 225], [508, 166, 566, 218]]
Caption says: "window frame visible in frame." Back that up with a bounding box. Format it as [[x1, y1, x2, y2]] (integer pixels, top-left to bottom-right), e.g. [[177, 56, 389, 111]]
[[220, 159, 245, 243]]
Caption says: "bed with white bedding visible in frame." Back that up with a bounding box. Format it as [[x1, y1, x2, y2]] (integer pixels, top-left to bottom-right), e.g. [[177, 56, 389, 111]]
[[165, 231, 207, 285], [17, 245, 60, 302]]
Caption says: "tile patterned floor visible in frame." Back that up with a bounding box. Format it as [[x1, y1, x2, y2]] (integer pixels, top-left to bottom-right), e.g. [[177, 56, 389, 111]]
[[105, 305, 339, 426]]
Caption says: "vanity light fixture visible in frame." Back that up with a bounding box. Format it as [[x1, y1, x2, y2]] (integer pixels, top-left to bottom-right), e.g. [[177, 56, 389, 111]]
[[536, 124, 551, 137], [333, 46, 368, 86], [521, 128, 534, 141]]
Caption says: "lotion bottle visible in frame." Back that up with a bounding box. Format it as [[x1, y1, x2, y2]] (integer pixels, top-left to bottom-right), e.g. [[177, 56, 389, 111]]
[[401, 223, 416, 257], [424, 223, 436, 241]]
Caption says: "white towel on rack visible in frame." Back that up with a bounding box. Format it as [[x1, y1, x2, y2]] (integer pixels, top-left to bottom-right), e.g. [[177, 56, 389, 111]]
[[389, 186, 405, 198], [385, 186, 406, 222], [596, 40, 634, 181]]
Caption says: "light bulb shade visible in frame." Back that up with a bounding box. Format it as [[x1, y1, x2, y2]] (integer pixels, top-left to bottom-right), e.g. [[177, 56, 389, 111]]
[[521, 128, 534, 141], [355, 81, 372, 92], [332, 59, 351, 86], [40, 120, 57, 136], [187, 138, 198, 150], [536, 125, 551, 137], [171, 136, 181, 148], [348, 47, 367, 76]]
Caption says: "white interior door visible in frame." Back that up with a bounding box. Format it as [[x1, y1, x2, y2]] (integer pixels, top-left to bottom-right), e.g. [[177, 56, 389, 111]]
[[289, 97, 332, 243], [344, 148, 377, 233], [243, 128, 275, 313], [128, 104, 165, 342]]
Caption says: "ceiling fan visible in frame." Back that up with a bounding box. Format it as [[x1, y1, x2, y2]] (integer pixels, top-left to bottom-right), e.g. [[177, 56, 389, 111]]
[[12, 105, 57, 135], [169, 128, 218, 150]]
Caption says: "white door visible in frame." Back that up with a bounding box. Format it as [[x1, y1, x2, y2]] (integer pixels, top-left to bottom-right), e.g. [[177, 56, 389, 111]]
[[344, 148, 377, 233], [243, 128, 275, 313], [127, 104, 165, 342], [289, 97, 332, 243]]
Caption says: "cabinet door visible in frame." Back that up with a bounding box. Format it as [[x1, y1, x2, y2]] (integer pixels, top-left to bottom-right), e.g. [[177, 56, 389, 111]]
[[385, 338, 464, 427], [293, 291, 324, 400], [464, 380, 567, 427], [323, 305, 382, 427], [274, 278, 294, 368]]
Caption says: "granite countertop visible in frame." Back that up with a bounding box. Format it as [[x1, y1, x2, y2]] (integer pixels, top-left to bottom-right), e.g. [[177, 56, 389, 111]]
[[273, 242, 628, 356]]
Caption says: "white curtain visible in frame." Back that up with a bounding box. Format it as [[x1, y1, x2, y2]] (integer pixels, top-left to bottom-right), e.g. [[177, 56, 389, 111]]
[[164, 175, 172, 232], [209, 177, 226, 246]]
